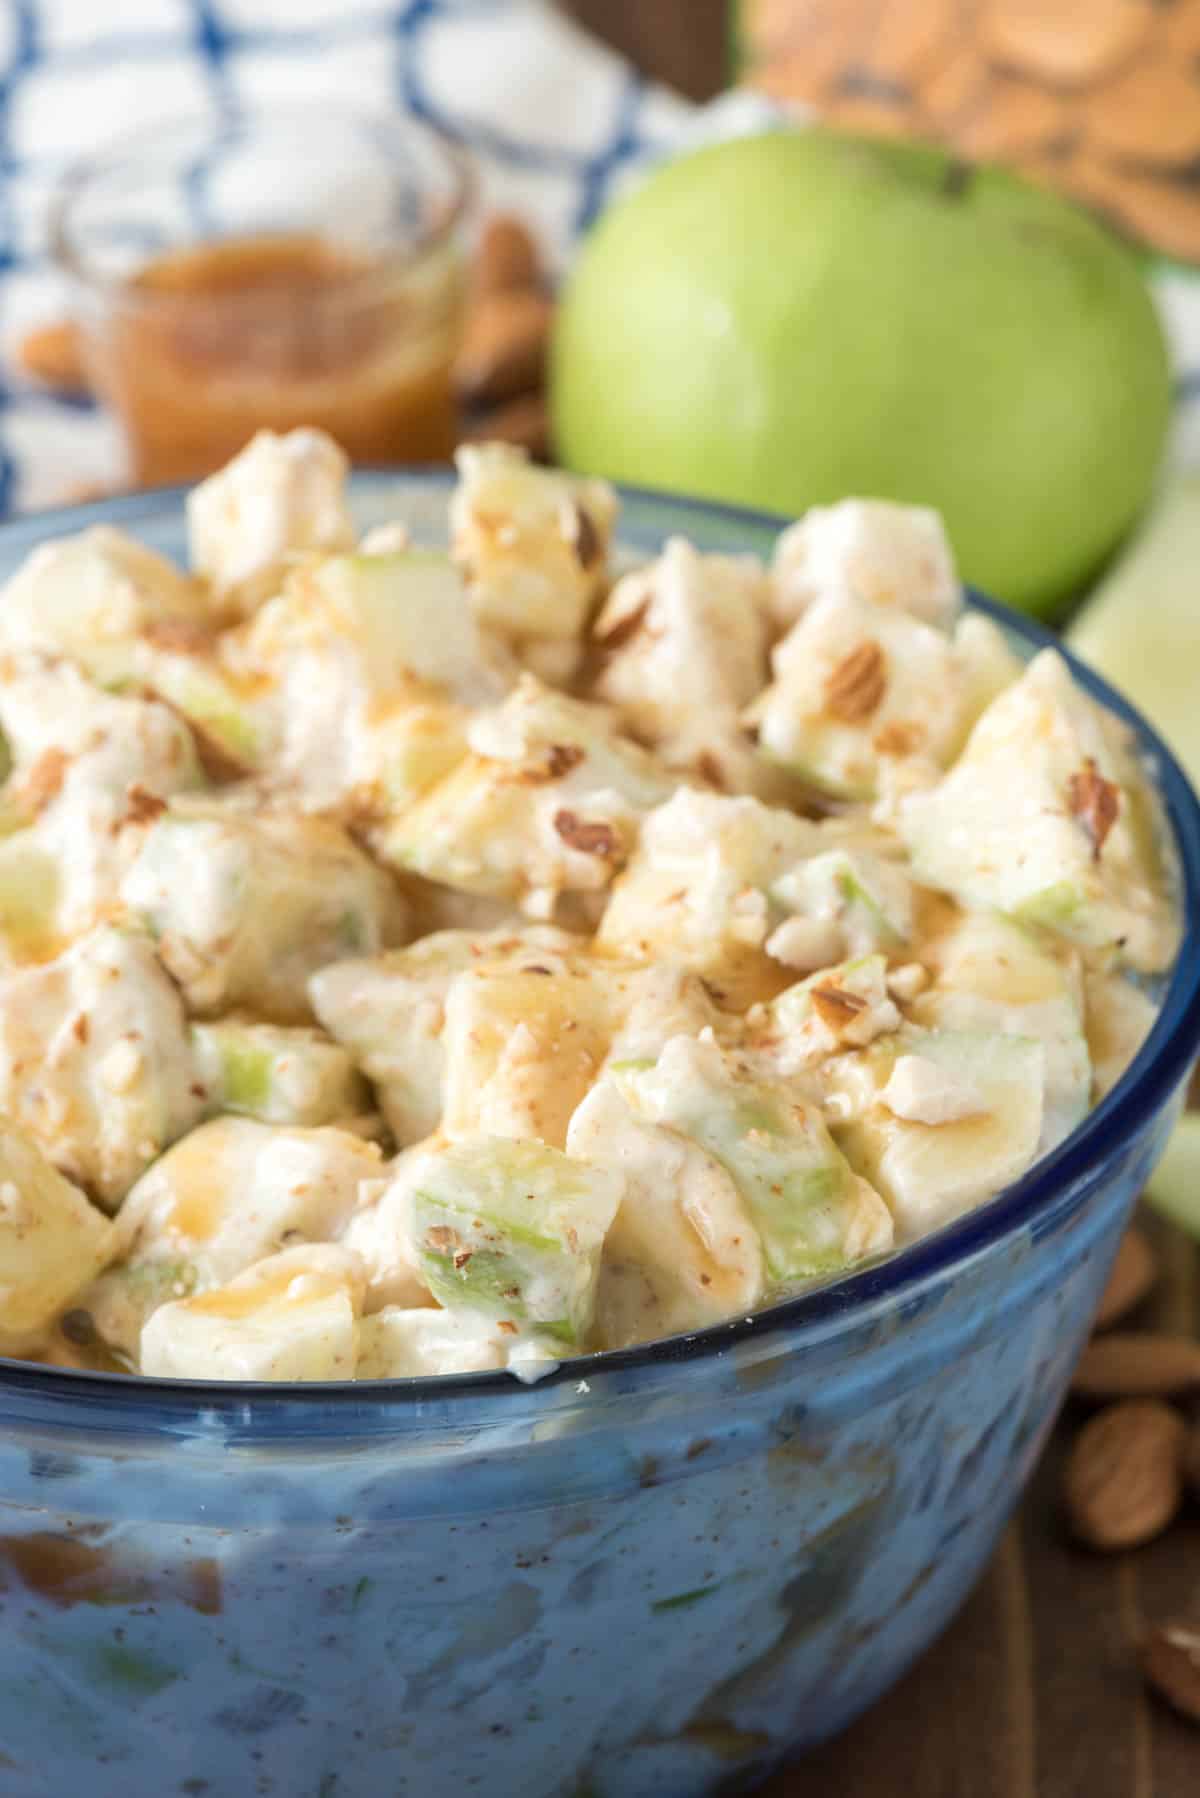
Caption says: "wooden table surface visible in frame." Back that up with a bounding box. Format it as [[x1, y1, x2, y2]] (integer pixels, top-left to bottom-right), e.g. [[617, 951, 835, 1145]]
[[560, 5, 1200, 1790], [772, 1206, 1200, 1798]]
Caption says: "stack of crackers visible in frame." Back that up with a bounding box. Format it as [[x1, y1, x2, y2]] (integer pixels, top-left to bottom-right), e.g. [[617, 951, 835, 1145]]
[[739, 0, 1200, 264]]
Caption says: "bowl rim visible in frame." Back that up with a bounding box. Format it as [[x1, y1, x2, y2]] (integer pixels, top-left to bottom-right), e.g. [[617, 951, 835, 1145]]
[[2, 469, 1198, 1413]]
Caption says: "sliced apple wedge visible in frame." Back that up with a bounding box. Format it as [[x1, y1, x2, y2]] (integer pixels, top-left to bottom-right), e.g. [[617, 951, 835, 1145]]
[[1145, 1112, 1200, 1240], [1069, 473, 1200, 793]]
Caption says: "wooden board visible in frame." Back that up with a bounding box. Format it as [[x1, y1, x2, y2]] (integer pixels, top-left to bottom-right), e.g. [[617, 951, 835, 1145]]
[[556, 7, 1200, 1785]]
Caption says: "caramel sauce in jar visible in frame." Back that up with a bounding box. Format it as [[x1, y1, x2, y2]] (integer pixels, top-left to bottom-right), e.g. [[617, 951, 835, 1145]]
[[82, 231, 465, 485]]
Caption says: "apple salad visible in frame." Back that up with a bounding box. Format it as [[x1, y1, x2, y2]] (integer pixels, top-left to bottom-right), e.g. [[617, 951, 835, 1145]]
[[0, 429, 1178, 1382]]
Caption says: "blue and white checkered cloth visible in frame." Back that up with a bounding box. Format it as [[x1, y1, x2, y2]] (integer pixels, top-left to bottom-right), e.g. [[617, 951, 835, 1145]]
[[1, 0, 1198, 513], [0, 0, 710, 510]]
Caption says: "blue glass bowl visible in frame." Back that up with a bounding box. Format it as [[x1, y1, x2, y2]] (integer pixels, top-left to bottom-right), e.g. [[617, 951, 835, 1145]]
[[0, 476, 1198, 1798]]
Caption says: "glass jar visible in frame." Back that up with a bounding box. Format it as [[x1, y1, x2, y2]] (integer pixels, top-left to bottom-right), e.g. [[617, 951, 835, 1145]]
[[50, 109, 472, 485]]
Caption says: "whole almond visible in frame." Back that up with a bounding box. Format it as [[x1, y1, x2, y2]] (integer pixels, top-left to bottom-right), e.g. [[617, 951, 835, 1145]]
[[1093, 1227, 1156, 1330], [553, 809, 618, 859], [16, 319, 88, 394], [454, 290, 554, 407], [824, 640, 887, 723], [1080, 57, 1200, 169], [1071, 1332, 1200, 1400], [474, 215, 541, 295], [1140, 1620, 1200, 1726], [979, 0, 1150, 87], [1063, 1399, 1185, 1550]]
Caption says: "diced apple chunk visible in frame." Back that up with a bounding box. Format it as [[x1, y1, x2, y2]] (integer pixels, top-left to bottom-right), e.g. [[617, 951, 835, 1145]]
[[595, 1035, 893, 1288], [186, 428, 354, 615], [440, 965, 612, 1148], [0, 1126, 114, 1351], [341, 1150, 440, 1313], [769, 840, 913, 961], [955, 612, 1025, 724], [380, 675, 673, 914], [401, 1136, 623, 1349], [317, 924, 717, 1154], [353, 695, 471, 826], [0, 657, 198, 777], [913, 909, 1090, 1155], [139, 643, 269, 776], [309, 924, 577, 1145], [0, 538, 266, 778], [830, 1029, 1046, 1237], [233, 548, 490, 812], [771, 499, 961, 629], [0, 662, 206, 941], [88, 1117, 382, 1356], [0, 924, 203, 1210], [592, 537, 771, 791], [748, 591, 1008, 801], [0, 527, 206, 684], [567, 1075, 765, 1344], [597, 789, 818, 1003], [121, 805, 407, 1021], [1084, 968, 1159, 1101], [139, 1243, 363, 1381], [278, 549, 493, 702], [601, 963, 721, 1070], [190, 1019, 373, 1128], [748, 953, 903, 1076], [0, 835, 61, 965], [356, 1307, 505, 1379], [898, 650, 1179, 973], [451, 443, 616, 676]]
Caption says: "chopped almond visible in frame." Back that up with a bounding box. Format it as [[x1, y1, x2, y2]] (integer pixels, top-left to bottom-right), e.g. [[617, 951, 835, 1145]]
[[553, 810, 618, 858], [1067, 757, 1120, 860], [825, 640, 887, 723]]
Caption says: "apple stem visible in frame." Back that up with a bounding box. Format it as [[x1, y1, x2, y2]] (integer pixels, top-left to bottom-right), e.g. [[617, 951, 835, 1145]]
[[941, 159, 973, 200]]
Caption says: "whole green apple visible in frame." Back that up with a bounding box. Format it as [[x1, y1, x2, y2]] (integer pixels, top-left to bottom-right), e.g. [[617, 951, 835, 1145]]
[[551, 129, 1172, 618]]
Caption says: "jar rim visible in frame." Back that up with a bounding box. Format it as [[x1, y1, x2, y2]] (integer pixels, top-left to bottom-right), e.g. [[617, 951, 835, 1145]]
[[48, 106, 475, 315]]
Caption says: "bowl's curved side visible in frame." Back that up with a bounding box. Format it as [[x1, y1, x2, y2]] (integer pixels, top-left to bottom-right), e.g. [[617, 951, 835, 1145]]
[[0, 475, 1194, 1796], [0, 1036, 1166, 1798]]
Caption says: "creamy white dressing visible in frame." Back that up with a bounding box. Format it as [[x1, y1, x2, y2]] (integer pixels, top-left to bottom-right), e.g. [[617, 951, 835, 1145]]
[[0, 437, 1173, 1380]]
